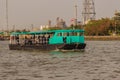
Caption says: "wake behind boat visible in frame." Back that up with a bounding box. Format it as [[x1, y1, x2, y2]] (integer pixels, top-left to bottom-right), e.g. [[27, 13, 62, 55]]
[[9, 29, 86, 51]]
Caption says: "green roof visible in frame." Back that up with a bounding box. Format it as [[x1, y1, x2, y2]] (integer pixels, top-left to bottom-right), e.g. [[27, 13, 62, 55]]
[[11, 32, 29, 35], [52, 29, 84, 32], [29, 30, 54, 35], [10, 29, 84, 35], [29, 29, 84, 34]]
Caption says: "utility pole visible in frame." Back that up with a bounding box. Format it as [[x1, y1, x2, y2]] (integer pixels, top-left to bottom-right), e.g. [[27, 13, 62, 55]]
[[75, 4, 78, 26], [12, 25, 15, 31], [31, 24, 34, 31], [74, 0, 78, 26], [6, 0, 9, 31]]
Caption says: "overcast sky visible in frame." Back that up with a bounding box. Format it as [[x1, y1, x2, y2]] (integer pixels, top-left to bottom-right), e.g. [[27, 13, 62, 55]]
[[0, 0, 120, 30]]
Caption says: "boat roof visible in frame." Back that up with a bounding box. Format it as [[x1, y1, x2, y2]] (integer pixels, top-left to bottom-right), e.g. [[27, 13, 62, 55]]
[[29, 30, 53, 35], [52, 29, 84, 32], [11, 29, 84, 35], [11, 32, 29, 35], [29, 29, 84, 34]]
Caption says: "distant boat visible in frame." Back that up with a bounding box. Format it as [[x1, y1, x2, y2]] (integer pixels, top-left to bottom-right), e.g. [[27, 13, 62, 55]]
[[0, 32, 5, 40], [9, 29, 86, 51]]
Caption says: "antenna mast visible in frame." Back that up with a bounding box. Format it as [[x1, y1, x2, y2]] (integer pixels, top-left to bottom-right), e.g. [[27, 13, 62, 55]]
[[82, 0, 96, 24]]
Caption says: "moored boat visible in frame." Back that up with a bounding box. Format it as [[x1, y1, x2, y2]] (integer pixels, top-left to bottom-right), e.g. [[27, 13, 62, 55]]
[[0, 32, 5, 41], [9, 29, 86, 51]]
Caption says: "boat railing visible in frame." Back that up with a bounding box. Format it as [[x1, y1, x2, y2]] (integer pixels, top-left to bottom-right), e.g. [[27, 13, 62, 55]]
[[10, 34, 51, 45]]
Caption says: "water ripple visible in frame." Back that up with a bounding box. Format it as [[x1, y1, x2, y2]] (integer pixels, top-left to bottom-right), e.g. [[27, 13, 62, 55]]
[[0, 41, 120, 80]]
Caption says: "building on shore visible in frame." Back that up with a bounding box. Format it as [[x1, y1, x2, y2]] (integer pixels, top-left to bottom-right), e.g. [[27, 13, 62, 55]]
[[56, 17, 67, 28]]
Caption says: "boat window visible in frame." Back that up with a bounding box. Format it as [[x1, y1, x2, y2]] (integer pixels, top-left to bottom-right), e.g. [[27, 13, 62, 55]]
[[77, 32, 80, 36], [49, 32, 54, 37], [79, 32, 84, 36], [57, 33, 62, 36], [63, 32, 69, 36], [69, 32, 73, 36], [49, 34, 52, 37], [69, 32, 83, 36], [71, 32, 77, 36]]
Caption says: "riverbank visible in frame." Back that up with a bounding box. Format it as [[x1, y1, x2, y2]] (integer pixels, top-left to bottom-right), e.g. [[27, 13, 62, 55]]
[[85, 36, 120, 41]]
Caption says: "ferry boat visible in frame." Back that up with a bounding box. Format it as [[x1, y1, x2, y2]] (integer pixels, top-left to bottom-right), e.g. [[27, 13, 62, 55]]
[[9, 29, 86, 51]]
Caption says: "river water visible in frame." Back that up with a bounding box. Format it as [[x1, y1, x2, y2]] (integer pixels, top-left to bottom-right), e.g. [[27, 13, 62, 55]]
[[0, 41, 120, 80]]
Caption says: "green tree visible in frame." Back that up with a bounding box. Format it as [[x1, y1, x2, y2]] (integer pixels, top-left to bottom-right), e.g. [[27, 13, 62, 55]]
[[84, 18, 114, 36], [113, 11, 120, 35]]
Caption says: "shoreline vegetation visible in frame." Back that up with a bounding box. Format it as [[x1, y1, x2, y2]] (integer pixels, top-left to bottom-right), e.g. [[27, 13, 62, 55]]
[[85, 36, 120, 41]]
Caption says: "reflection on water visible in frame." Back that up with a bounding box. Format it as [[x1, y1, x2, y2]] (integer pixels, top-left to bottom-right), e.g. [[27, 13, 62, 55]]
[[0, 41, 120, 80], [50, 50, 85, 58], [49, 51, 83, 59]]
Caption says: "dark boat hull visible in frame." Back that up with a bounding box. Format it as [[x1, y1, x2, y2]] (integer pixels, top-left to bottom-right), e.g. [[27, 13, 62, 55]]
[[9, 43, 86, 51]]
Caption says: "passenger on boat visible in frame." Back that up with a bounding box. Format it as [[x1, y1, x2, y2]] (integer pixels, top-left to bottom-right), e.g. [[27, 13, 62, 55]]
[[24, 36, 28, 45], [16, 36, 19, 44], [32, 35, 35, 44], [38, 35, 42, 44], [42, 35, 46, 44], [47, 35, 50, 44], [10, 36, 14, 44], [63, 37, 66, 43], [28, 38, 32, 45]]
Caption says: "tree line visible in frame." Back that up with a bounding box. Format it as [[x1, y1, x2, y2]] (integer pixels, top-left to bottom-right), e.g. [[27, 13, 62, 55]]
[[84, 11, 120, 36]]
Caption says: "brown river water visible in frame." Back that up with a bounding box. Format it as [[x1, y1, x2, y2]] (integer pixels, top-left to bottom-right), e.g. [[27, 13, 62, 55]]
[[0, 41, 120, 80]]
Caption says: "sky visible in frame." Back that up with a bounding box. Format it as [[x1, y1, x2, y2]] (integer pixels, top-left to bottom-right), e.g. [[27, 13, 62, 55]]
[[0, 0, 120, 30]]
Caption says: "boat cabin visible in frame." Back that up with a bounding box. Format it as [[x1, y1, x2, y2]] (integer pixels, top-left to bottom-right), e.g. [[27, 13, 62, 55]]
[[49, 29, 85, 44]]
